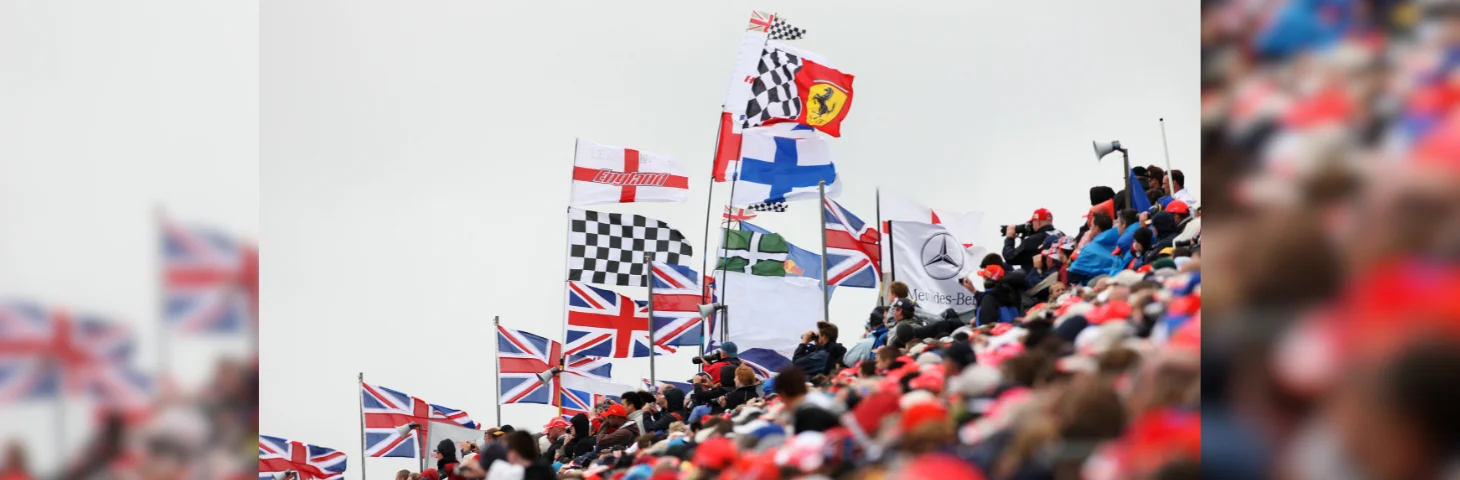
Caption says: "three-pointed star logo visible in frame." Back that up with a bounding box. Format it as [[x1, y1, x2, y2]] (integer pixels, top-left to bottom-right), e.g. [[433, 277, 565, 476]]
[[924, 240, 958, 268]]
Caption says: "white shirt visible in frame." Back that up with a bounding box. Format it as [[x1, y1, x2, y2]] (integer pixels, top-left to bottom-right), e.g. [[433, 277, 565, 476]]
[[1172, 188, 1196, 204]]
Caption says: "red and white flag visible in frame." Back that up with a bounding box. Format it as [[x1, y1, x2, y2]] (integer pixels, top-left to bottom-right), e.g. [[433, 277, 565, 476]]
[[879, 189, 987, 261], [571, 140, 690, 205]]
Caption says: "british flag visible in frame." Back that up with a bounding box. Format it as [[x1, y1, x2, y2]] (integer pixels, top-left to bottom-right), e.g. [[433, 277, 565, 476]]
[[497, 325, 563, 406], [161, 217, 258, 334], [650, 263, 716, 347], [258, 435, 347, 480], [558, 373, 631, 419], [0, 301, 151, 409], [705, 342, 788, 381], [360, 383, 477, 458], [498, 325, 615, 406], [822, 199, 881, 288], [565, 282, 670, 358]]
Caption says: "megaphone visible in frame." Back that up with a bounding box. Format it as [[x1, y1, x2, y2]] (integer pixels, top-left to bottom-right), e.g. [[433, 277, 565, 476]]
[[1092, 140, 1123, 161], [697, 303, 726, 318], [395, 423, 421, 437]]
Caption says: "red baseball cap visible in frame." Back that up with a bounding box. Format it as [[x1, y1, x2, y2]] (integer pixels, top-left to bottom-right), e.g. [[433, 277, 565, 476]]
[[976, 265, 1005, 281], [543, 417, 569, 431], [1029, 208, 1053, 222], [1165, 200, 1190, 215], [604, 404, 627, 418]]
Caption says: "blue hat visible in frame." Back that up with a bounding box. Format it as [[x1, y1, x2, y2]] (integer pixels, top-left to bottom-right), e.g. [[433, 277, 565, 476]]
[[720, 341, 739, 358]]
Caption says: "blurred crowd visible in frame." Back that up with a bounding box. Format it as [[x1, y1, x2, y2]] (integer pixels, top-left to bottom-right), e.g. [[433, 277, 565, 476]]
[[0, 358, 259, 480], [388, 173, 1202, 480], [1202, 0, 1460, 478]]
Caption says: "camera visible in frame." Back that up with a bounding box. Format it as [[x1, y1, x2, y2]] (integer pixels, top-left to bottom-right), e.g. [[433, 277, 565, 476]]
[[690, 351, 723, 365], [999, 222, 1034, 237]]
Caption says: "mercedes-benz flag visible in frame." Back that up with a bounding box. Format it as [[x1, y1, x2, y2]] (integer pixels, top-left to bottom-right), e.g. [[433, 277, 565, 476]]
[[887, 221, 978, 313]]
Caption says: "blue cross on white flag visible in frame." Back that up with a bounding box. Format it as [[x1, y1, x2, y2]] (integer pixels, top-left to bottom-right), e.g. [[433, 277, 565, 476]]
[[730, 126, 841, 206]]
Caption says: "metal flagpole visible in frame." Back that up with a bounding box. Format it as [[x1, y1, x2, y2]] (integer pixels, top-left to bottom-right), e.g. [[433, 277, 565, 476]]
[[875, 188, 885, 307], [886, 220, 897, 283], [697, 178, 716, 364], [493, 316, 502, 426], [1159, 118, 1173, 195], [644, 253, 657, 386], [716, 157, 744, 345], [358, 372, 368, 480], [818, 181, 830, 322]]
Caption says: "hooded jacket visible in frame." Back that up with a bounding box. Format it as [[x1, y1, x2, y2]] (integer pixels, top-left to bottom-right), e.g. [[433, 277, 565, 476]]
[[595, 418, 635, 449], [645, 387, 689, 432], [1068, 228, 1123, 283], [625, 408, 647, 436], [560, 414, 596, 461], [435, 439, 459, 478], [1147, 212, 1180, 263]]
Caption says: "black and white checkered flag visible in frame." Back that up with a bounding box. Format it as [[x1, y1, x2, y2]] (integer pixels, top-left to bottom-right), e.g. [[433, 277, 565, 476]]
[[567, 208, 693, 287], [767, 17, 806, 41], [748, 202, 788, 213], [741, 47, 803, 130]]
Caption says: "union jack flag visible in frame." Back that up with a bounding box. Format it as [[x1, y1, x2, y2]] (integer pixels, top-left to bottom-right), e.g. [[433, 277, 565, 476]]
[[705, 342, 788, 381], [565, 282, 670, 358], [259, 435, 347, 480], [722, 206, 757, 224], [650, 263, 715, 347], [642, 378, 693, 394], [360, 383, 477, 458], [822, 199, 881, 288], [497, 325, 562, 406], [161, 217, 258, 334], [498, 325, 615, 406], [558, 373, 631, 419], [747, 11, 775, 33], [0, 301, 151, 409]]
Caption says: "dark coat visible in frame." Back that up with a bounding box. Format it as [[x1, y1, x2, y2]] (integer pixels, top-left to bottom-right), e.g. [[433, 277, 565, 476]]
[[561, 414, 597, 460], [721, 384, 762, 411], [1002, 224, 1057, 272], [646, 387, 689, 432], [595, 422, 634, 449]]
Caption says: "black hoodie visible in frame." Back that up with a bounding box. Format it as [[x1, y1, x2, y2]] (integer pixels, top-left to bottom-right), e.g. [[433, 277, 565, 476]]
[[435, 439, 458, 475], [560, 413, 596, 461], [646, 387, 689, 432], [1147, 212, 1180, 263]]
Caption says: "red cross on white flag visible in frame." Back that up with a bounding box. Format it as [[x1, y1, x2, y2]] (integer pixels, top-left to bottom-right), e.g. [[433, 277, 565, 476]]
[[570, 139, 690, 206]]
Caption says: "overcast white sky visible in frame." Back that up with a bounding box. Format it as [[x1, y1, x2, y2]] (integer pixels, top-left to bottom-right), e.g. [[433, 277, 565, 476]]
[[1, 0, 257, 474], [261, 1, 1196, 476]]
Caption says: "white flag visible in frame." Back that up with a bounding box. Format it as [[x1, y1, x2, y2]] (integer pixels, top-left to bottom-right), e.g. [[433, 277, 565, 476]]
[[711, 271, 822, 359], [879, 190, 987, 268], [570, 140, 690, 205], [887, 221, 979, 313], [426, 421, 481, 455]]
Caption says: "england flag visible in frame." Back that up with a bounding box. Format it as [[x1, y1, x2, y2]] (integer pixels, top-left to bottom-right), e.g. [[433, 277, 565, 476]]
[[570, 140, 690, 205]]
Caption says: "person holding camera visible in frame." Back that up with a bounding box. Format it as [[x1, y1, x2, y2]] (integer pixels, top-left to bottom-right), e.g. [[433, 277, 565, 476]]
[[791, 322, 847, 376], [1002, 207, 1059, 271], [695, 342, 743, 389], [593, 405, 635, 450]]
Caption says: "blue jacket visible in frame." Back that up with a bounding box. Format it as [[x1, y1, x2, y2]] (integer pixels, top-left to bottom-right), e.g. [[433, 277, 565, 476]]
[[1116, 225, 1137, 254], [1069, 228, 1123, 282]]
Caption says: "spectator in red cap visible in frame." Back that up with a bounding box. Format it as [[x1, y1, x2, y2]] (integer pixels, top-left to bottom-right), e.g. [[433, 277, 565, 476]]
[[1003, 207, 1060, 271], [538, 416, 571, 464], [595, 404, 635, 449]]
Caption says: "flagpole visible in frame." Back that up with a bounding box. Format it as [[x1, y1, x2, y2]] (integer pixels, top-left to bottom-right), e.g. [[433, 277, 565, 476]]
[[887, 220, 897, 284], [697, 178, 716, 365], [644, 253, 657, 387], [875, 188, 885, 307], [558, 206, 573, 419], [358, 372, 367, 480], [493, 316, 502, 427], [818, 181, 830, 322], [716, 157, 744, 345], [1159, 118, 1173, 194]]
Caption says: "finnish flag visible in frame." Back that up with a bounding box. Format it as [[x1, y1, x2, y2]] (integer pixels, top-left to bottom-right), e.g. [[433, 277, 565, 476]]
[[730, 126, 841, 207]]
